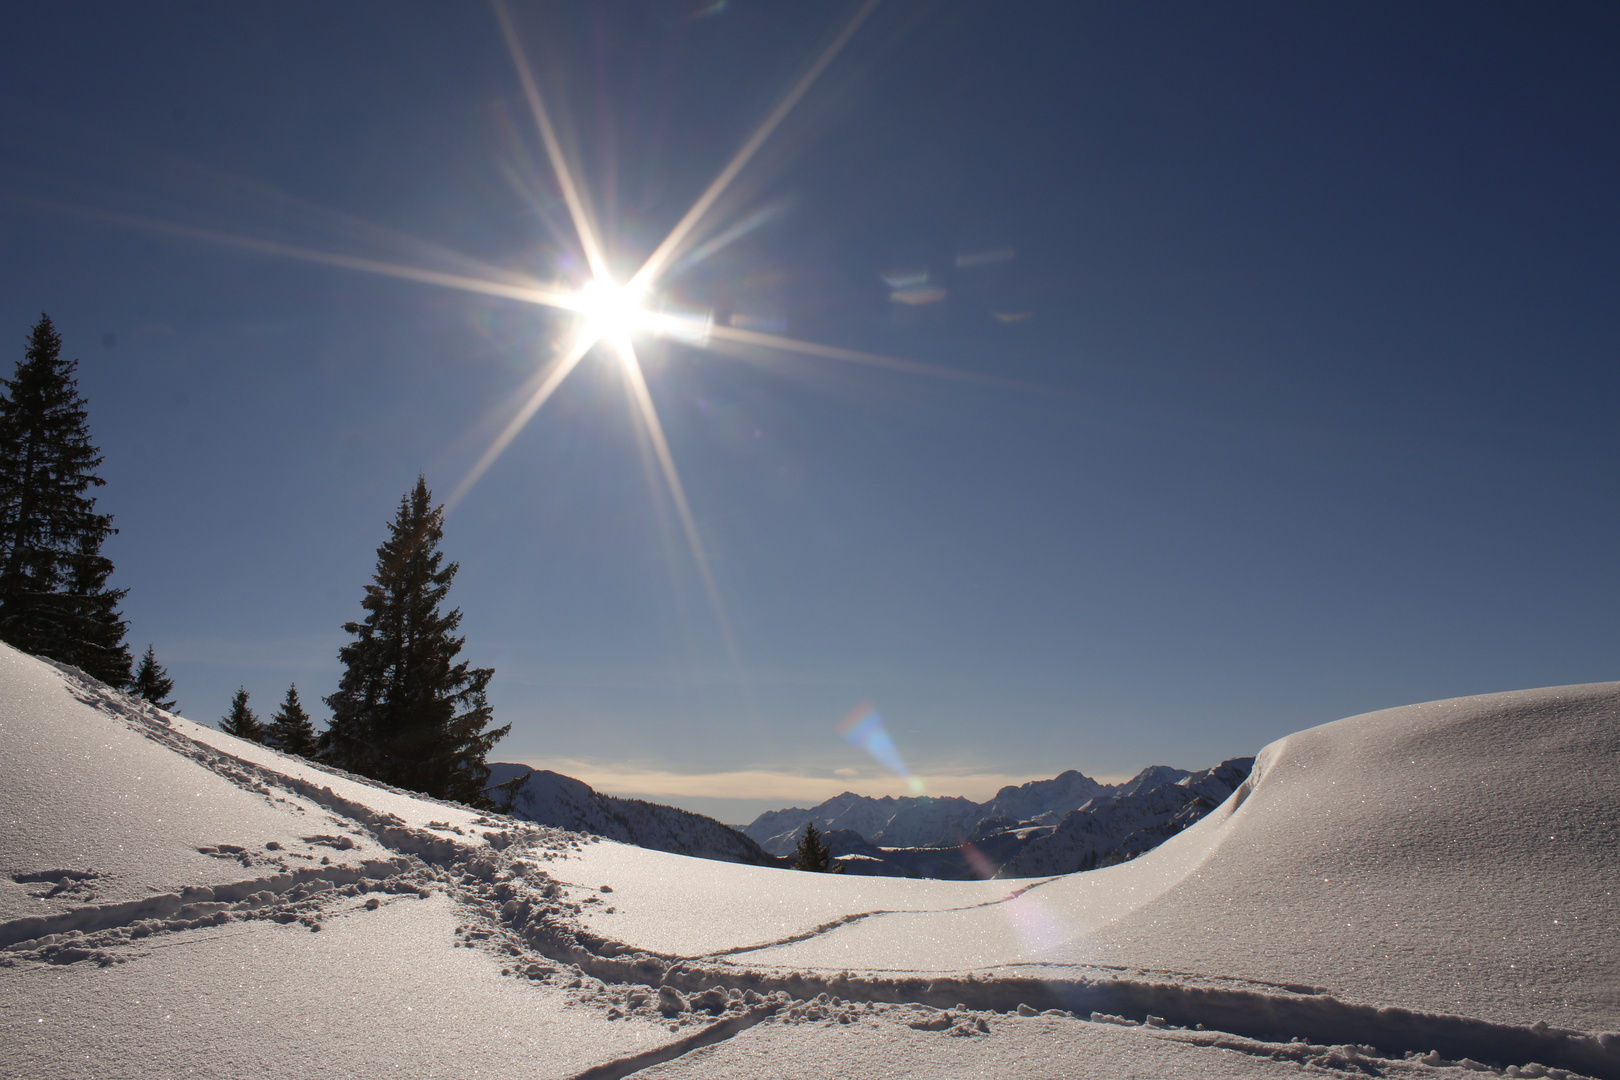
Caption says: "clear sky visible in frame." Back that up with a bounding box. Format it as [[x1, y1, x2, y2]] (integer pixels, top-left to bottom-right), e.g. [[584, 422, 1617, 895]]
[[2, 2, 1616, 822]]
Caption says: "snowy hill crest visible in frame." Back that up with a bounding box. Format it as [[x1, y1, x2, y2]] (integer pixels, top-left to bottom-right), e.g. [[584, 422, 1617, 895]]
[[3, 644, 1617, 1079]]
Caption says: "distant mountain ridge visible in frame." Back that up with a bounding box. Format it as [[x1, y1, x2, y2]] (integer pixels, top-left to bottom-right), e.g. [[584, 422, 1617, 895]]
[[486, 764, 778, 867], [979, 769, 1112, 826], [745, 766, 1167, 855], [996, 758, 1255, 877], [746, 791, 986, 851], [744, 758, 1255, 879], [483, 757, 1254, 880]]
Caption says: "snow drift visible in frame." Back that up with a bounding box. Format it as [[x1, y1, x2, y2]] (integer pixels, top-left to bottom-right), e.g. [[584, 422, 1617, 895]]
[[2, 642, 1615, 1079]]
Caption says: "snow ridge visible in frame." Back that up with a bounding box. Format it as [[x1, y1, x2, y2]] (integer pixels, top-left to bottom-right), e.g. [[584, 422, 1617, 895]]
[[6, 646, 1617, 1079]]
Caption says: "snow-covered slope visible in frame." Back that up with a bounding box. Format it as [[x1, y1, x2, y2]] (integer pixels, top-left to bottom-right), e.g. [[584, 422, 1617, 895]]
[[560, 682, 1620, 1071], [4, 643, 1617, 1079], [487, 763, 777, 867], [758, 688, 1616, 1019]]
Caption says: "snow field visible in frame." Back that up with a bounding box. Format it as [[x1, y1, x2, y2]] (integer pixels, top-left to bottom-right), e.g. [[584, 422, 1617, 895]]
[[2, 892, 682, 1080], [545, 835, 1035, 958], [0, 649, 386, 925], [3, 644, 1617, 1079]]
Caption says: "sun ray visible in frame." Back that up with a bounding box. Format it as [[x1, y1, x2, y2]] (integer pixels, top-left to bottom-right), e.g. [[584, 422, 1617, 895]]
[[707, 322, 1022, 388], [23, 2, 1016, 677], [628, 0, 883, 291], [612, 338, 743, 669], [619, 363, 694, 634], [667, 199, 792, 278], [445, 329, 597, 511], [492, 0, 613, 283], [3, 193, 580, 311]]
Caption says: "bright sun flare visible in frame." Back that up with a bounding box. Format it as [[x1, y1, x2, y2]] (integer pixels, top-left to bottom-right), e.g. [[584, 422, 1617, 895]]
[[575, 277, 647, 345], [101, 0, 943, 668]]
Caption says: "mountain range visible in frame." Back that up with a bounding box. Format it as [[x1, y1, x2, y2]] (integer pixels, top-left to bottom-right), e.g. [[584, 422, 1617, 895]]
[[484, 757, 1256, 880], [742, 759, 1255, 879]]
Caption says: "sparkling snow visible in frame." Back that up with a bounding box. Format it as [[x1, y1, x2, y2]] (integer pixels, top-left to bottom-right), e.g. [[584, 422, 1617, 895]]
[[2, 643, 1616, 1079]]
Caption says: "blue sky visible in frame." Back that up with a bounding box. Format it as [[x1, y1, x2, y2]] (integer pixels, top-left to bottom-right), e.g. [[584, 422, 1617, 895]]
[[2, 2, 1616, 822]]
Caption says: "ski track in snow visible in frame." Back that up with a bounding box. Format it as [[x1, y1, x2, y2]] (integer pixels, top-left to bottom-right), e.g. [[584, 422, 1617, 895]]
[[690, 881, 1058, 960], [3, 647, 1617, 1079]]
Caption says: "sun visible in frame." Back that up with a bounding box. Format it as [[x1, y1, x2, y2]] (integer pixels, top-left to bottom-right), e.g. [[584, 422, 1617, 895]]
[[574, 277, 647, 347], [44, 0, 989, 673], [97, 0, 959, 668]]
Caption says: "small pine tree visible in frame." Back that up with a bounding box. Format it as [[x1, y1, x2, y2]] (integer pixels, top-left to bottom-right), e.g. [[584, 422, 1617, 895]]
[[0, 315, 131, 684], [220, 686, 265, 743], [129, 644, 178, 712], [794, 822, 844, 873], [267, 683, 318, 759], [322, 477, 522, 809]]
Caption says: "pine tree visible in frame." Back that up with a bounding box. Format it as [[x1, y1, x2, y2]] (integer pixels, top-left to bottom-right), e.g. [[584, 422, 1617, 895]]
[[220, 686, 265, 743], [0, 315, 130, 684], [267, 683, 318, 759], [794, 822, 844, 873], [129, 644, 178, 711], [322, 477, 522, 810]]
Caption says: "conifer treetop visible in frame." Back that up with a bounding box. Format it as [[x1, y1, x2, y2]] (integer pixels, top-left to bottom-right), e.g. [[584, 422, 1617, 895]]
[[220, 686, 265, 744], [794, 821, 844, 873], [267, 683, 318, 760], [323, 477, 518, 809], [130, 644, 178, 712], [0, 314, 130, 684]]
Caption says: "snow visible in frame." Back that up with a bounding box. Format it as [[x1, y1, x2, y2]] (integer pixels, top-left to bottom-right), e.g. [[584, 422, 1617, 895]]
[[547, 833, 1024, 958], [1, 650, 397, 926], [630, 1013, 1342, 1079], [3, 643, 1617, 1079], [4, 894, 674, 1079], [650, 684, 1620, 1030]]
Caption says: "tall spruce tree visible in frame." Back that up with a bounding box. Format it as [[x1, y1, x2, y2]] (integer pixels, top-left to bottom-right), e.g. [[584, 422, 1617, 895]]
[[220, 686, 265, 743], [0, 315, 130, 684], [129, 644, 178, 712], [322, 477, 522, 810], [267, 683, 318, 759], [794, 822, 844, 873]]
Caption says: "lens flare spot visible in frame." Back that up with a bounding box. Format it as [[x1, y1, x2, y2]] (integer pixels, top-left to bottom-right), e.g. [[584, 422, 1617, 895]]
[[647, 299, 713, 347], [890, 285, 946, 306], [1005, 889, 1071, 958], [954, 247, 1015, 269], [959, 839, 1000, 880], [837, 702, 924, 795], [881, 270, 929, 289]]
